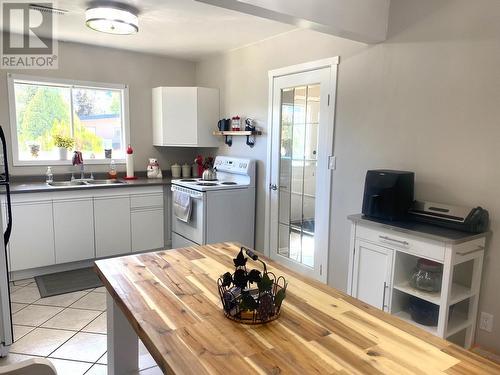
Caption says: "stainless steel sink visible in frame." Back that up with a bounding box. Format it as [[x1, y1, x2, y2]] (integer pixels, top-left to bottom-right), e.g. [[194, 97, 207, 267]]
[[47, 181, 88, 187], [47, 179, 126, 187], [87, 179, 126, 185]]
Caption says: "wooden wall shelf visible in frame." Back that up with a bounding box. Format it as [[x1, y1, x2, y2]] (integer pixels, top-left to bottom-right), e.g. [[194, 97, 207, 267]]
[[213, 130, 262, 147]]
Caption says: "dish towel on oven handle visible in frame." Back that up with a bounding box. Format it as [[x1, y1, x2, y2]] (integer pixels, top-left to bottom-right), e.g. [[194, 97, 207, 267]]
[[173, 190, 192, 223]]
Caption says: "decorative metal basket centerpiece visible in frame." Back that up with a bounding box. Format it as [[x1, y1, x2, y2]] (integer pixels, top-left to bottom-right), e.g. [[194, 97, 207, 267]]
[[217, 247, 288, 324]]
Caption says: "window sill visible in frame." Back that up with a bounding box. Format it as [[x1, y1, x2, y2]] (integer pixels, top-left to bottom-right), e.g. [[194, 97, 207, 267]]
[[13, 159, 126, 167]]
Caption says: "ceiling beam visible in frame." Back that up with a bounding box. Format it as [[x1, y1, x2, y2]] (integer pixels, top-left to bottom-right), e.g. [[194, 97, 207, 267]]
[[195, 0, 390, 44]]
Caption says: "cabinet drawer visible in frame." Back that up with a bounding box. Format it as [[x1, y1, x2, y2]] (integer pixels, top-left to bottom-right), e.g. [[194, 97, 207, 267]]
[[130, 194, 163, 209], [356, 225, 446, 262]]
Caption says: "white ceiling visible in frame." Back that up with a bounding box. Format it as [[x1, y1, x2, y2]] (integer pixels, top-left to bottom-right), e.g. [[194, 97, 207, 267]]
[[4, 0, 294, 61]]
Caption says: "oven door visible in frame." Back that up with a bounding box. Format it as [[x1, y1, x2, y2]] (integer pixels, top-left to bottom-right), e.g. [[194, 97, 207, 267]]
[[171, 185, 206, 245]]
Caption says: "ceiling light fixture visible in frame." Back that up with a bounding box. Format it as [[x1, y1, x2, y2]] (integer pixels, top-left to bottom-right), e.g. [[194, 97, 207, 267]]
[[85, 4, 139, 35]]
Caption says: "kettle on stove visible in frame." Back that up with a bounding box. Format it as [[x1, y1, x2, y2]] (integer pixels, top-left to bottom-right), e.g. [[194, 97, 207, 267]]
[[202, 167, 217, 181]]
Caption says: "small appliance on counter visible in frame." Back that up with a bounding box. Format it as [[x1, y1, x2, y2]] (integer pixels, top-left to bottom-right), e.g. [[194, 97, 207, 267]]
[[409, 201, 489, 234], [362, 170, 415, 221]]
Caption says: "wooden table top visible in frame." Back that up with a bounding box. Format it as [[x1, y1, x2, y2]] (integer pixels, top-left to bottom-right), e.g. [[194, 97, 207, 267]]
[[95, 242, 500, 374]]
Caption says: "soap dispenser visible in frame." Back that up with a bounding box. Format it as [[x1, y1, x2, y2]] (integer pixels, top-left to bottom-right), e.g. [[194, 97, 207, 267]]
[[45, 166, 53, 183]]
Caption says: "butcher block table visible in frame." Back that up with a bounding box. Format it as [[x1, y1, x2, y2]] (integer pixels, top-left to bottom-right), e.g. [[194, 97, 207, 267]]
[[94, 242, 500, 375]]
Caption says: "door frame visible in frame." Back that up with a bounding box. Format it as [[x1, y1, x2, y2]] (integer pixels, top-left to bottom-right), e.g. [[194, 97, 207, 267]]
[[264, 57, 339, 283]]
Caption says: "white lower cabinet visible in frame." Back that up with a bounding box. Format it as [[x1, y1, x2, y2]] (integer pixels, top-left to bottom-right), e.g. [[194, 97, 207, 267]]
[[9, 201, 55, 271], [94, 196, 131, 258], [54, 198, 95, 264], [9, 186, 168, 273], [351, 240, 393, 311], [131, 209, 164, 252]]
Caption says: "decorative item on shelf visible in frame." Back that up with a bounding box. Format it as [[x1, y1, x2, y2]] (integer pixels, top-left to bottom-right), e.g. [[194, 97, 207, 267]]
[[171, 163, 181, 178], [410, 259, 443, 293], [147, 158, 162, 179], [182, 163, 191, 178], [231, 115, 241, 131], [104, 148, 112, 159], [194, 155, 204, 177], [217, 247, 287, 324], [123, 144, 137, 180], [408, 296, 439, 326], [245, 118, 257, 147], [108, 160, 117, 179], [217, 118, 231, 131], [53, 135, 74, 161], [28, 143, 40, 158]]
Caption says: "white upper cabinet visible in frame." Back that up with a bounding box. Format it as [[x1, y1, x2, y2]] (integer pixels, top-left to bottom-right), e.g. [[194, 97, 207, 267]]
[[152, 87, 220, 147]]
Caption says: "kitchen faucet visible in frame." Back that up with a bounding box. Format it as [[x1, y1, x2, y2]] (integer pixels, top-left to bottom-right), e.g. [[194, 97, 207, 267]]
[[72, 151, 93, 180]]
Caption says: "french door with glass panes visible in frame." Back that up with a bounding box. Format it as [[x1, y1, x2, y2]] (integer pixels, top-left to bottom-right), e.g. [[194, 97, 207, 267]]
[[269, 63, 337, 283]]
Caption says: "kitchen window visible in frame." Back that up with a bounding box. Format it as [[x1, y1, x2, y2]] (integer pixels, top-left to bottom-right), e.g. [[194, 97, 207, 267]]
[[7, 74, 130, 166]]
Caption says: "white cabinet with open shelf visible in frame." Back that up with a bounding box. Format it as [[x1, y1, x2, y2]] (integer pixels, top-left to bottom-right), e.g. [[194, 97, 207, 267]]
[[348, 214, 487, 349]]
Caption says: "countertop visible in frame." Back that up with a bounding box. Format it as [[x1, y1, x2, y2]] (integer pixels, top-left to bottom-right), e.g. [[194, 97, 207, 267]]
[[348, 213, 489, 244], [95, 242, 500, 374], [8, 176, 173, 194]]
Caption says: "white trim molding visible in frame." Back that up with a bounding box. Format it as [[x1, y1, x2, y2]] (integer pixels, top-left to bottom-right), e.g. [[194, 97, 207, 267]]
[[264, 56, 340, 283]]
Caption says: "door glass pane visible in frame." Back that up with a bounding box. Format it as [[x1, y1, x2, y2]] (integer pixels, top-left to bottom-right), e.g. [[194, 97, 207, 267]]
[[278, 84, 320, 268]]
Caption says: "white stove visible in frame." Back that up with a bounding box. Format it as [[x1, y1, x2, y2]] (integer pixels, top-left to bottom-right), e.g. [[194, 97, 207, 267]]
[[171, 178, 247, 191], [171, 156, 256, 249], [171, 156, 255, 191]]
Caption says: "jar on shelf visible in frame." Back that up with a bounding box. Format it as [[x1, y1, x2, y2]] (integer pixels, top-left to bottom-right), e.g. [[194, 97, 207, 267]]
[[410, 258, 443, 293], [231, 116, 241, 131]]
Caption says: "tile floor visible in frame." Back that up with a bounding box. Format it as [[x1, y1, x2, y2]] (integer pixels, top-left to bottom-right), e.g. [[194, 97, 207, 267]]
[[0, 278, 162, 375]]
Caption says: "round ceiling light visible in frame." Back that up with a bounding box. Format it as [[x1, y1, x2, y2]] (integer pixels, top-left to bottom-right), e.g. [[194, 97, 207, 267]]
[[85, 5, 138, 35]]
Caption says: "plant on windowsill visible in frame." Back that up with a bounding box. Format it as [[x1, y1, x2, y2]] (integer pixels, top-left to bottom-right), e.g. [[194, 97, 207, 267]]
[[53, 135, 75, 161]]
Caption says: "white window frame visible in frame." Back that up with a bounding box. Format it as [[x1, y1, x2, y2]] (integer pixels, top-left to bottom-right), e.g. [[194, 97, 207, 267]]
[[7, 73, 130, 166]]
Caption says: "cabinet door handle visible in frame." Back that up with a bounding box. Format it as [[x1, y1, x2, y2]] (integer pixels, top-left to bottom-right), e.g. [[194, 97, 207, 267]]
[[382, 281, 388, 311], [457, 245, 485, 255], [379, 235, 409, 246]]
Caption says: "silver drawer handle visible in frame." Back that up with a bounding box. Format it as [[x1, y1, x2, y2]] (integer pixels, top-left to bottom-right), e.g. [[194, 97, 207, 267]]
[[382, 281, 389, 311], [457, 245, 484, 255], [379, 235, 409, 246]]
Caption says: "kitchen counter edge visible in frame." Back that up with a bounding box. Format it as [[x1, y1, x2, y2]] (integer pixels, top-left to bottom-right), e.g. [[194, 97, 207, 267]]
[[348, 213, 490, 245], [9, 177, 173, 194]]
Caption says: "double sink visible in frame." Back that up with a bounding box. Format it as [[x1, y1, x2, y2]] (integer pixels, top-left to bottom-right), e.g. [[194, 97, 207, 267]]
[[47, 179, 126, 187]]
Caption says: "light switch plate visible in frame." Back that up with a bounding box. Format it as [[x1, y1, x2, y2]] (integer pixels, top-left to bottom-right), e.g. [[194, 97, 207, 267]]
[[479, 312, 494, 333], [328, 156, 336, 170]]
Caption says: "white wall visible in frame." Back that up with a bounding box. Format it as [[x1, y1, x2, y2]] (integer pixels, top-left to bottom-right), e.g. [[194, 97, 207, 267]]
[[0, 41, 199, 176], [196, 0, 500, 352]]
